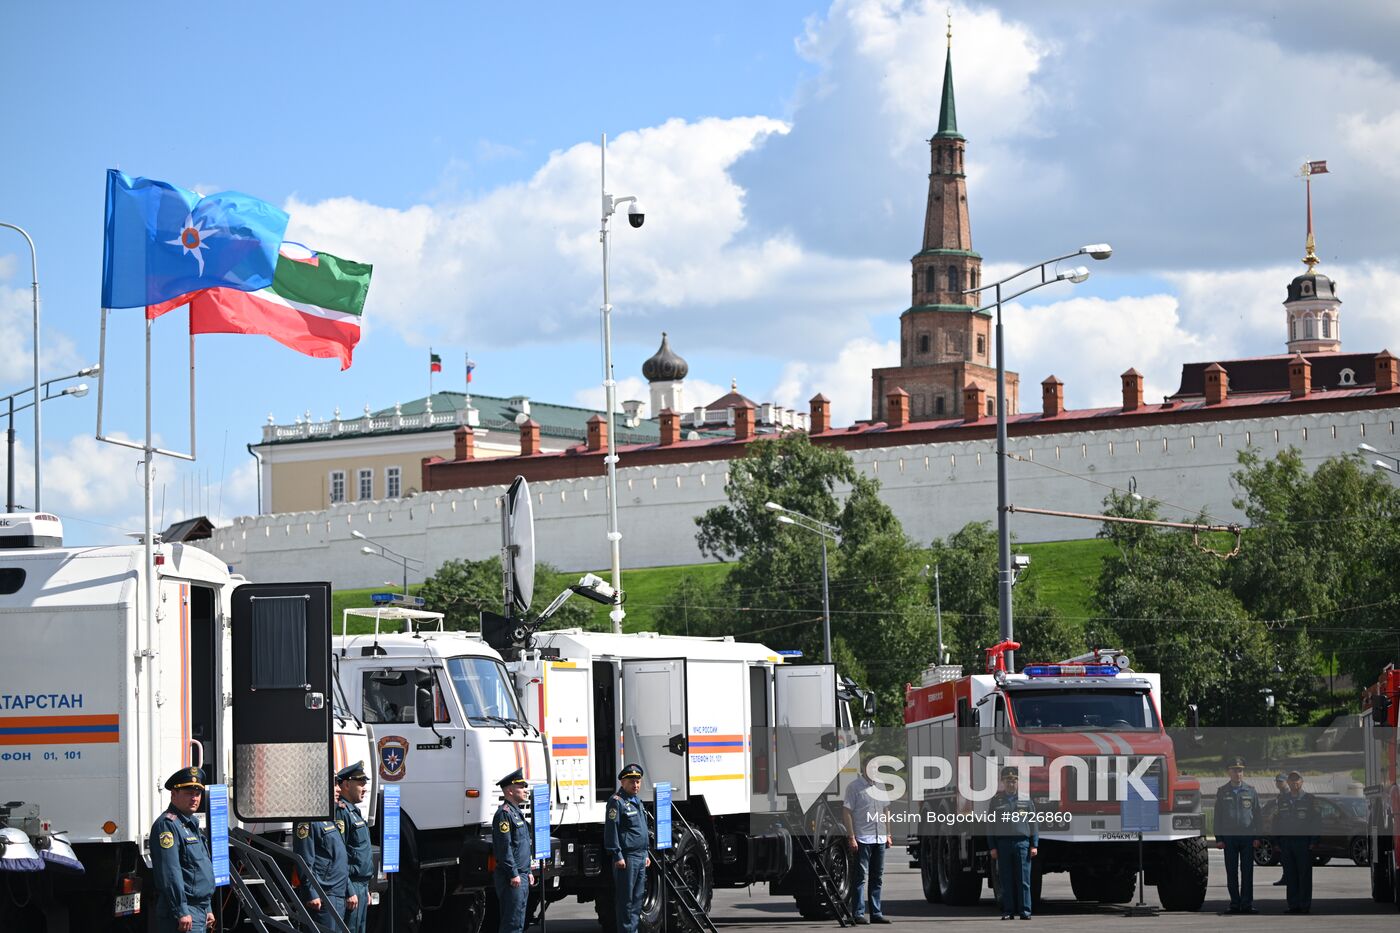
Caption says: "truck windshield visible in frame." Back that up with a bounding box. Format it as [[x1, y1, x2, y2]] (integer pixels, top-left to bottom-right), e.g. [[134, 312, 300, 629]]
[[1009, 689, 1159, 732], [446, 656, 524, 726]]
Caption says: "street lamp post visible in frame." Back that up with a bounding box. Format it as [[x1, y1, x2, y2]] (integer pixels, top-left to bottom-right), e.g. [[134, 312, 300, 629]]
[[2, 366, 98, 512], [1358, 443, 1400, 475], [965, 244, 1112, 672], [0, 222, 41, 510], [597, 133, 645, 634], [765, 501, 840, 664], [352, 529, 422, 596]]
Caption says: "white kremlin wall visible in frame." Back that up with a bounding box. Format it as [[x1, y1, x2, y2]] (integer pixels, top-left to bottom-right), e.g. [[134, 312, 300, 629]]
[[199, 406, 1395, 590]]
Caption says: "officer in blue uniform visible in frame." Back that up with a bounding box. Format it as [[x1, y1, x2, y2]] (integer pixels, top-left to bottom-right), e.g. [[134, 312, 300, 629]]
[[294, 779, 351, 931], [1270, 773, 1290, 887], [149, 766, 215, 933], [336, 761, 374, 933], [1275, 770, 1320, 914], [1213, 756, 1260, 913], [604, 763, 651, 933], [986, 766, 1038, 920], [492, 768, 535, 933]]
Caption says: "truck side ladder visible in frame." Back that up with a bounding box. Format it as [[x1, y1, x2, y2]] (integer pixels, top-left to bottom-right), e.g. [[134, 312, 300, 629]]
[[785, 806, 856, 927], [228, 827, 351, 933], [654, 809, 718, 933]]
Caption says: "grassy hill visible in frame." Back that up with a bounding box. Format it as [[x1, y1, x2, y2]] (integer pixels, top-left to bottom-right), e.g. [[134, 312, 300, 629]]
[[332, 538, 1112, 635]]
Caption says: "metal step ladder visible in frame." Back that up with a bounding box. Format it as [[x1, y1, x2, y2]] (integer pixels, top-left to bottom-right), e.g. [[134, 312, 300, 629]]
[[785, 807, 856, 927], [653, 808, 718, 933], [228, 827, 350, 932]]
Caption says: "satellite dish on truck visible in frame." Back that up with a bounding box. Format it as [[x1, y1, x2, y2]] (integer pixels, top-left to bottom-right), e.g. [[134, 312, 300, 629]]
[[503, 475, 535, 615]]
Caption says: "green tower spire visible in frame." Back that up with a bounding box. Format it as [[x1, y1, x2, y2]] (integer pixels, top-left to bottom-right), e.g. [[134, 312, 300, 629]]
[[935, 22, 962, 139]]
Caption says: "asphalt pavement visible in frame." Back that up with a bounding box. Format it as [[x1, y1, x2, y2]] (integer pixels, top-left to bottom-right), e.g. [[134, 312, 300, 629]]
[[537, 850, 1396, 932]]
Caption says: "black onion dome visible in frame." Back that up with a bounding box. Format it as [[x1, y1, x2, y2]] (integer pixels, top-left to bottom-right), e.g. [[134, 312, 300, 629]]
[[1285, 272, 1339, 304], [642, 332, 689, 382]]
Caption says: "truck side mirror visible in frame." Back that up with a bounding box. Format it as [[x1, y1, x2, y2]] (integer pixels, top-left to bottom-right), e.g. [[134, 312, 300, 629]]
[[859, 719, 874, 737], [1374, 693, 1392, 726], [863, 694, 877, 717], [416, 686, 435, 727]]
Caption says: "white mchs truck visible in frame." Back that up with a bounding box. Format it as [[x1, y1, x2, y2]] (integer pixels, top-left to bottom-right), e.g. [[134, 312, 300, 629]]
[[330, 600, 869, 933], [0, 514, 374, 932]]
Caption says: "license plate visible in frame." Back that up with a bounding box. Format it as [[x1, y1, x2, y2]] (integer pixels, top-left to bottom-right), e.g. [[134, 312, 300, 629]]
[[114, 892, 141, 917], [1097, 832, 1135, 841]]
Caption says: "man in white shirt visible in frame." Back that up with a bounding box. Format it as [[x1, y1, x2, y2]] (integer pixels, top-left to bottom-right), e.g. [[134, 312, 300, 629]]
[[843, 751, 892, 924]]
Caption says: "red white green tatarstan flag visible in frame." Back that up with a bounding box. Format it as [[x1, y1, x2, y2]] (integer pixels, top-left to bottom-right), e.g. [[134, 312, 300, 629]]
[[147, 249, 371, 370]]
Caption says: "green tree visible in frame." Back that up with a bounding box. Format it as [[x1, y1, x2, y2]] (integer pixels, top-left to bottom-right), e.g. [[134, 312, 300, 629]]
[[675, 432, 933, 725], [1227, 448, 1400, 686], [926, 522, 1081, 673], [418, 557, 594, 631], [1090, 493, 1291, 726]]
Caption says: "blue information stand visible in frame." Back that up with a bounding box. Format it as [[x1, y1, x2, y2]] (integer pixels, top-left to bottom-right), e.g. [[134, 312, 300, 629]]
[[207, 784, 229, 887], [1121, 773, 1160, 916], [655, 782, 672, 850], [1122, 774, 1161, 833], [382, 785, 401, 874], [531, 784, 551, 860]]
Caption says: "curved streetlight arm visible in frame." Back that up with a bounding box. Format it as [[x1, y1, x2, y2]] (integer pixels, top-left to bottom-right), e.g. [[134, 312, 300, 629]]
[[964, 244, 1113, 298], [970, 270, 1088, 315]]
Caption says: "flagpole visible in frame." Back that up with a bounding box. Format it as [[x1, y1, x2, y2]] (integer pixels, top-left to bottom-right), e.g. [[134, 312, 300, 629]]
[[429, 347, 434, 397], [464, 351, 471, 410], [143, 315, 159, 819]]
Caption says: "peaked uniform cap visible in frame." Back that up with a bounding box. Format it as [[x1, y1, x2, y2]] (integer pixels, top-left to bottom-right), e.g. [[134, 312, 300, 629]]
[[336, 761, 369, 782], [498, 767, 528, 788], [618, 763, 644, 780], [165, 766, 206, 790]]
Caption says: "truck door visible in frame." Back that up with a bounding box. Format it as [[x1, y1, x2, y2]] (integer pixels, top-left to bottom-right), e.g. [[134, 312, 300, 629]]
[[230, 582, 334, 822], [774, 665, 838, 797], [621, 658, 688, 802]]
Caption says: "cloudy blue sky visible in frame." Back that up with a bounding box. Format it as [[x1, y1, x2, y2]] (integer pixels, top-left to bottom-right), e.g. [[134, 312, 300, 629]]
[[3, 1, 1400, 543]]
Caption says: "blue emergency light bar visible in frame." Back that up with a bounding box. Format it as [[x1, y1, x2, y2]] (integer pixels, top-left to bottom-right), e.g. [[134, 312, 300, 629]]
[[371, 592, 426, 607], [1023, 663, 1118, 678], [777, 650, 804, 658]]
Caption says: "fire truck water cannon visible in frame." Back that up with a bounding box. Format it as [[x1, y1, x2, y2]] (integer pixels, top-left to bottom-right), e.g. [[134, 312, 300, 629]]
[[984, 640, 1020, 675]]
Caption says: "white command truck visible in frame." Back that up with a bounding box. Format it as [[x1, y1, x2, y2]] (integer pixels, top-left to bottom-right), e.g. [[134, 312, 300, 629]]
[[903, 647, 1207, 912], [509, 628, 865, 930], [0, 513, 370, 932], [332, 604, 548, 932], [1361, 663, 1399, 907]]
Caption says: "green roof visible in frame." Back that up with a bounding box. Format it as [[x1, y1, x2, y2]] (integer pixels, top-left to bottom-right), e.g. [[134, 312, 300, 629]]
[[935, 46, 962, 139], [913, 248, 982, 260], [377, 391, 663, 445]]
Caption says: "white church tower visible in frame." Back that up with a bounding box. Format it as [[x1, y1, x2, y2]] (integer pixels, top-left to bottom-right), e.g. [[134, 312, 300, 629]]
[[1285, 160, 1342, 354]]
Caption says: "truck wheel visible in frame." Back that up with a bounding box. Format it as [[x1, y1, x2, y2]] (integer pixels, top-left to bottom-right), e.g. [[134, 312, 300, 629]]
[[919, 841, 942, 903], [636, 857, 665, 933], [793, 838, 852, 919], [423, 891, 486, 933], [1069, 867, 1133, 903], [595, 889, 618, 933], [1154, 837, 1208, 912], [1370, 848, 1393, 903], [935, 836, 982, 906], [665, 825, 714, 930]]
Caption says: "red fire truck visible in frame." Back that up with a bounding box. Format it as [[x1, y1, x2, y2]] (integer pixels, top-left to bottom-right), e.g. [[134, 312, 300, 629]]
[[904, 643, 1208, 911], [1362, 663, 1399, 908]]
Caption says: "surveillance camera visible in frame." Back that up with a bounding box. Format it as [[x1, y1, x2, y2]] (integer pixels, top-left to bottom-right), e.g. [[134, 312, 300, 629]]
[[627, 202, 645, 228]]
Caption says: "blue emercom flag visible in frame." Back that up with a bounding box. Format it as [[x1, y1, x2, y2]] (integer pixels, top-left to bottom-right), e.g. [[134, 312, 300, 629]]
[[100, 169, 289, 309]]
